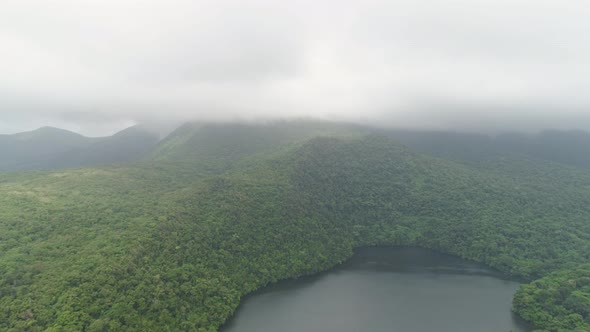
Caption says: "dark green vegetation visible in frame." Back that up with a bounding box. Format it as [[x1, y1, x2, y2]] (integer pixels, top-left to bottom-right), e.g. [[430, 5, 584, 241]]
[[0, 126, 159, 171], [1, 121, 590, 331], [514, 265, 590, 331]]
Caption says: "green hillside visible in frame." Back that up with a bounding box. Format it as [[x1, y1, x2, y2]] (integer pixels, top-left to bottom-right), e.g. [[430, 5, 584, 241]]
[[383, 128, 590, 170], [150, 120, 364, 169], [49, 126, 160, 170], [1, 122, 590, 331], [0, 127, 98, 171], [0, 126, 159, 171]]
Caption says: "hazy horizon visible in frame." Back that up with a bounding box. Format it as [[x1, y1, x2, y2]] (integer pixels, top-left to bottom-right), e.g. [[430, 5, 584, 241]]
[[2, 0, 590, 136], [5, 117, 590, 140]]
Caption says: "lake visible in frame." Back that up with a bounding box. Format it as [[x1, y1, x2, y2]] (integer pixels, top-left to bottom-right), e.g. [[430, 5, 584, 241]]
[[222, 247, 532, 332]]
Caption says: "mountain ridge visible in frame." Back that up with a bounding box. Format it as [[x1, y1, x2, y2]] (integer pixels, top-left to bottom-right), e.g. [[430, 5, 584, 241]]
[[0, 125, 159, 171], [5, 121, 590, 172], [1, 122, 590, 331]]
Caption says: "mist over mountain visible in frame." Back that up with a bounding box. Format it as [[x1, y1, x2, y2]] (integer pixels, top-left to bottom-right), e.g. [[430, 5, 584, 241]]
[[2, 1, 590, 135], [0, 125, 159, 171], [3, 120, 590, 173], [383, 128, 590, 169], [2, 1, 590, 330]]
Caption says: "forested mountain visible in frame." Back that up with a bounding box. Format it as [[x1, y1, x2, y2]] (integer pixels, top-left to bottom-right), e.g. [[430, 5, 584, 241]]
[[47, 126, 160, 170], [1, 121, 590, 331], [0, 127, 98, 171], [384, 128, 590, 169], [4, 122, 589, 173], [150, 120, 364, 165], [0, 126, 159, 171]]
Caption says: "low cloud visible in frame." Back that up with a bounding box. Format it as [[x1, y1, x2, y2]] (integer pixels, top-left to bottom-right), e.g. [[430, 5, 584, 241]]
[[1, 0, 590, 135]]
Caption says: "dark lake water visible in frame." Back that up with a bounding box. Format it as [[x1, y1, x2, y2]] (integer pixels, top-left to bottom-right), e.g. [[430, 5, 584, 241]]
[[222, 247, 532, 332]]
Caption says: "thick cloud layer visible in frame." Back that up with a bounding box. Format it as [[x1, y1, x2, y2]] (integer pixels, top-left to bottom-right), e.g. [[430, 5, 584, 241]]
[[1, 0, 589, 135]]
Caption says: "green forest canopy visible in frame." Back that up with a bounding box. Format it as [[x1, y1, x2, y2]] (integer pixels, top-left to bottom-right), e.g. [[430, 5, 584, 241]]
[[1, 121, 590, 331]]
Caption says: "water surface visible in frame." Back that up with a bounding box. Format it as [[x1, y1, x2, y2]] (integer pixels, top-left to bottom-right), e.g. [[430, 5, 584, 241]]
[[222, 247, 532, 332]]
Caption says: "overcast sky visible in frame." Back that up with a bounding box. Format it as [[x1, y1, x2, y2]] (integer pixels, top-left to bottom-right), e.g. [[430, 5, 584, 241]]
[[1, 0, 589, 136]]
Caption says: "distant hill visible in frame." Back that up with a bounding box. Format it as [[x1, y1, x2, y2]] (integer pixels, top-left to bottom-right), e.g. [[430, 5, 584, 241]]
[[150, 120, 366, 171], [381, 128, 590, 169], [0, 127, 97, 171], [46, 126, 160, 169], [5, 121, 590, 173], [497, 129, 590, 169], [154, 121, 590, 171], [0, 126, 159, 171]]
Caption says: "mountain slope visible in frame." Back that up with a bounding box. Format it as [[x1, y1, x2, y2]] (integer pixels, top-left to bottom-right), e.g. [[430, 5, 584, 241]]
[[0, 127, 98, 170], [0, 126, 159, 171], [47, 126, 160, 169], [151, 120, 365, 163], [5, 122, 590, 173], [1, 123, 590, 331], [384, 128, 590, 170]]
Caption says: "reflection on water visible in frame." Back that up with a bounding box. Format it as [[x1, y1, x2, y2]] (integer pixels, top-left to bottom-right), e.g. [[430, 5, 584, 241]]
[[222, 247, 532, 332]]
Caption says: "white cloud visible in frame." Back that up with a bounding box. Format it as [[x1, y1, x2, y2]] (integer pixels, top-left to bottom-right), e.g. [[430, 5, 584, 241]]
[[1, 0, 589, 134]]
